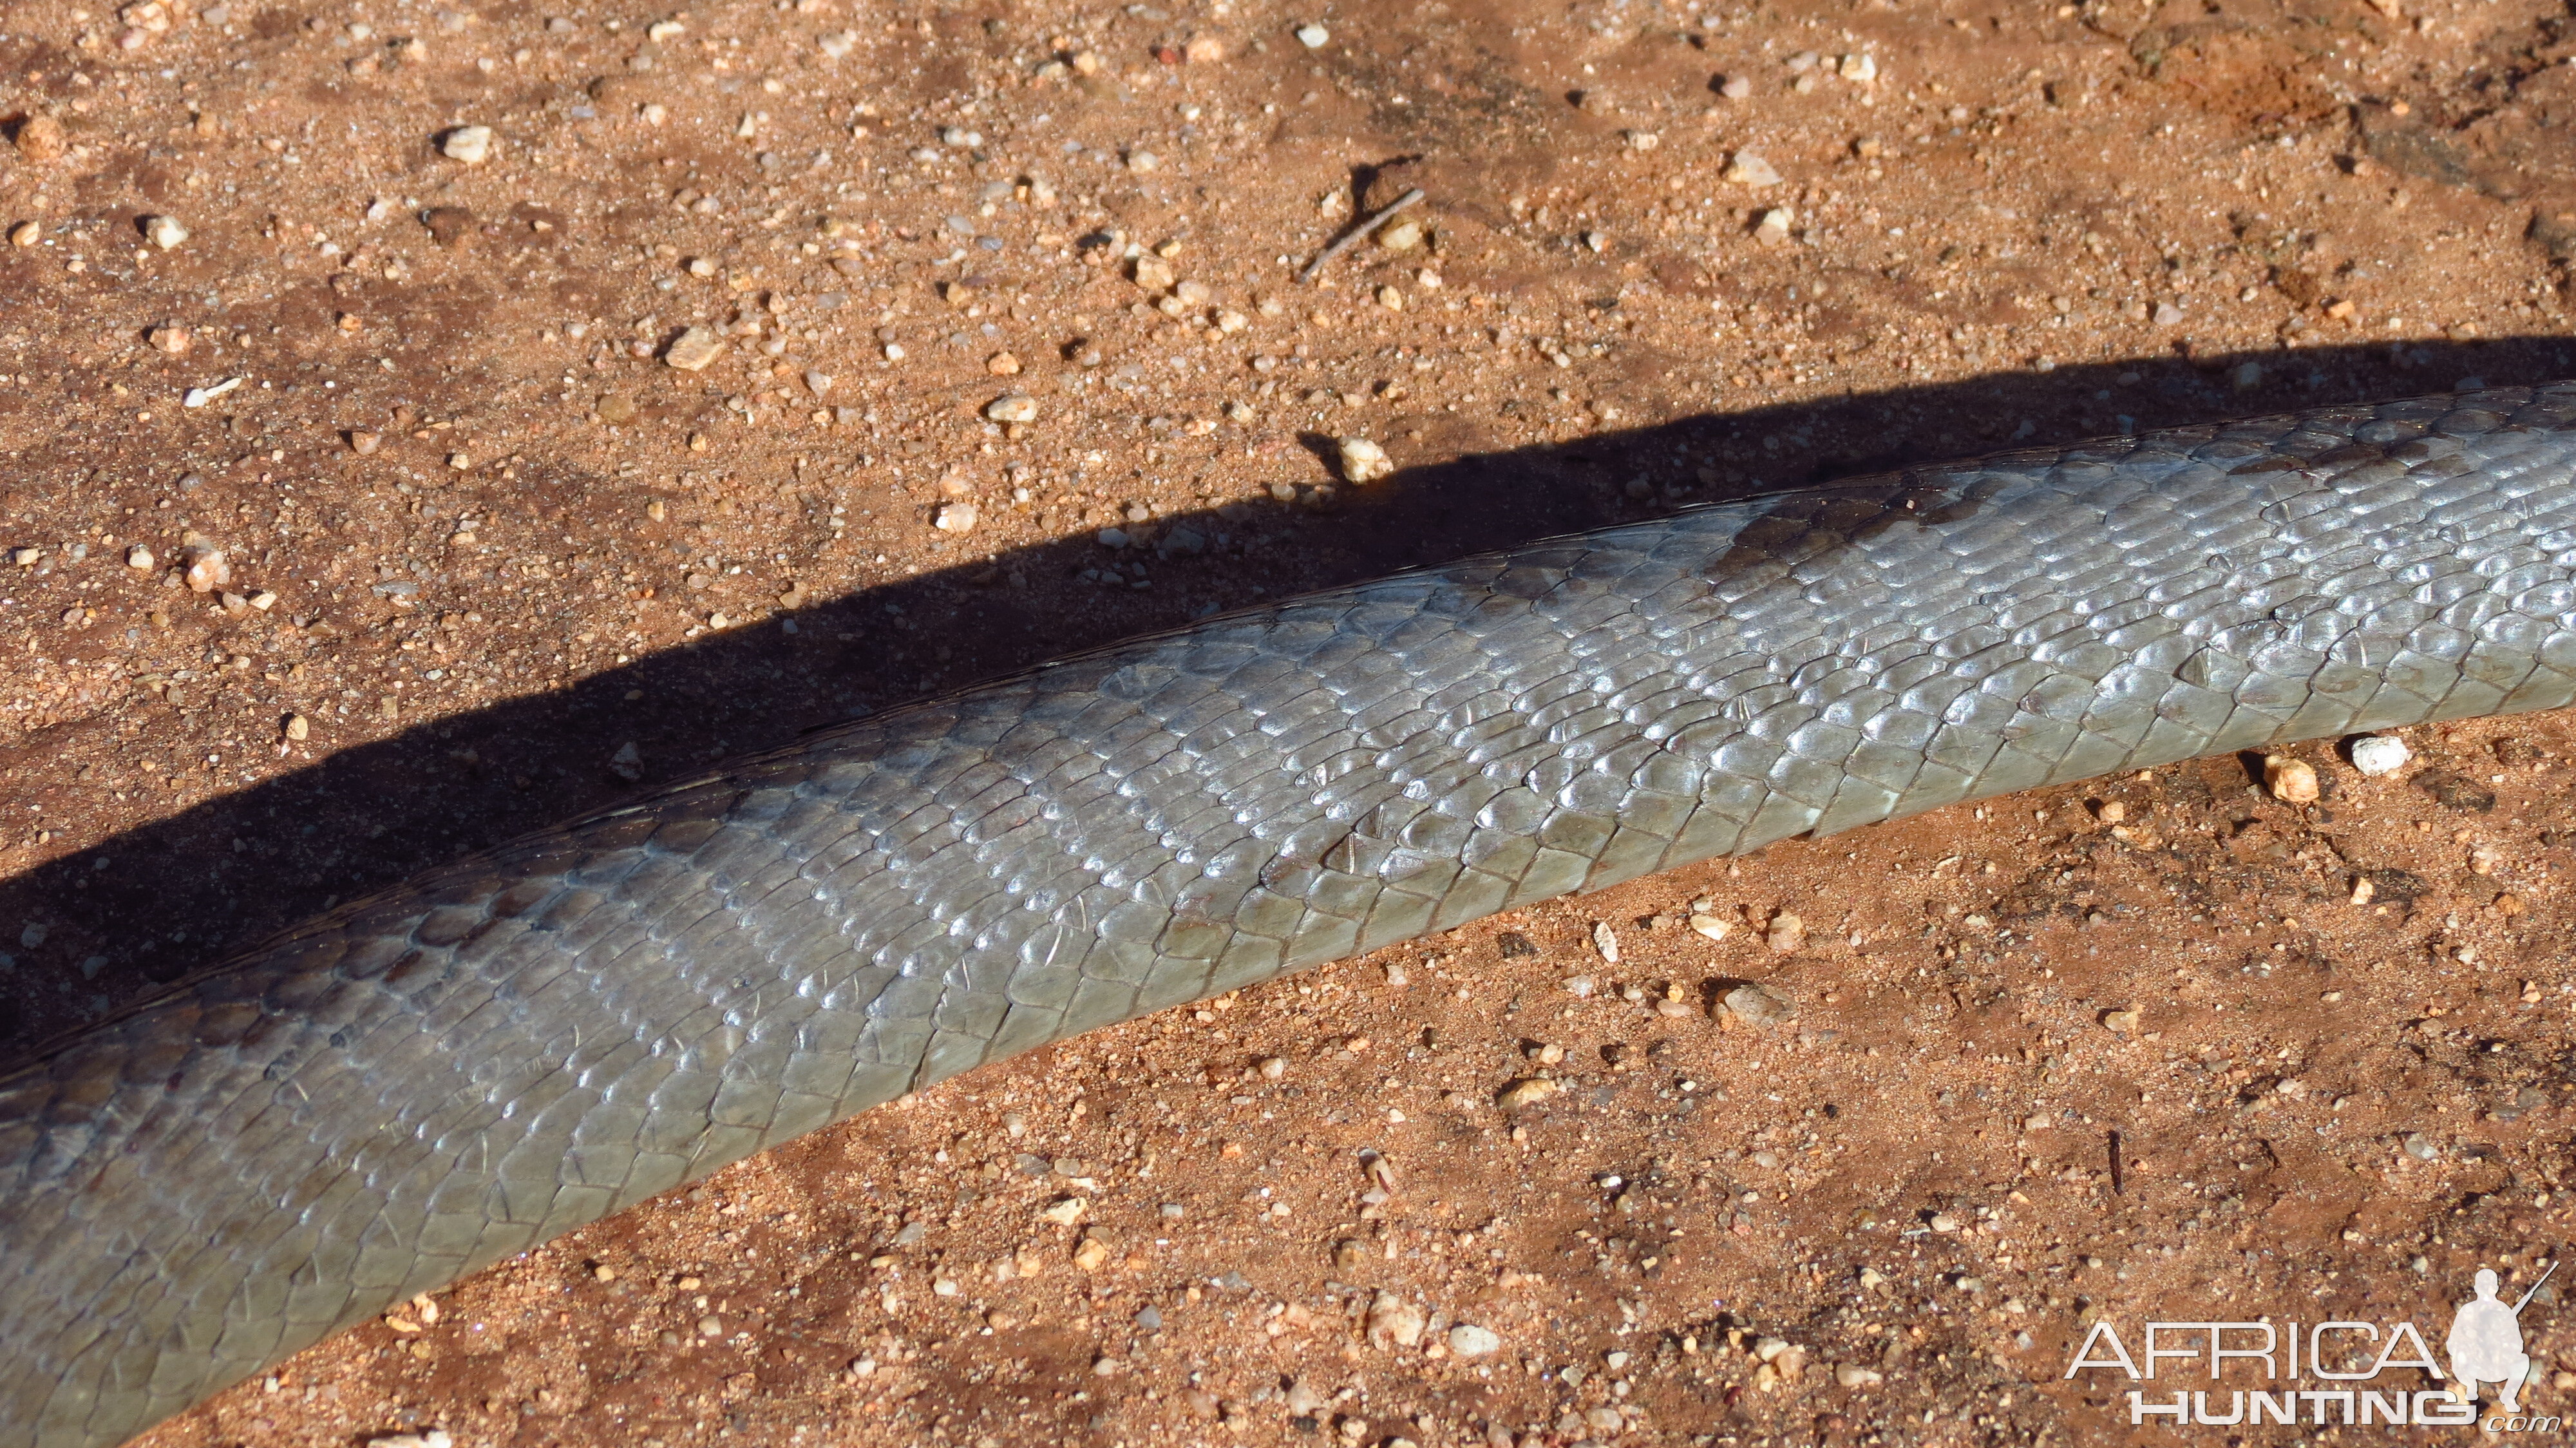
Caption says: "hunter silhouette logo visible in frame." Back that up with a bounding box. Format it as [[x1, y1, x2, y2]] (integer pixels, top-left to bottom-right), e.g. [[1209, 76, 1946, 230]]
[[2448, 1263, 2552, 1415]]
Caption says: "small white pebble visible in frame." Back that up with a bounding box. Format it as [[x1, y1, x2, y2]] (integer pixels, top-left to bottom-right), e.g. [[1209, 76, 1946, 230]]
[[125, 545, 155, 570], [934, 502, 979, 533], [1336, 435, 1393, 483], [2349, 734, 2411, 776], [183, 544, 230, 594], [140, 214, 189, 249], [1763, 911, 1804, 953], [662, 326, 724, 371], [182, 376, 243, 408], [1295, 21, 1330, 47], [985, 394, 1038, 424], [440, 124, 494, 164], [1721, 151, 1781, 186]]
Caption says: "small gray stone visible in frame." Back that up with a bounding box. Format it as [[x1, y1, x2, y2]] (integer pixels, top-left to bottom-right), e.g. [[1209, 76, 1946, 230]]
[[1722, 983, 1794, 1026]]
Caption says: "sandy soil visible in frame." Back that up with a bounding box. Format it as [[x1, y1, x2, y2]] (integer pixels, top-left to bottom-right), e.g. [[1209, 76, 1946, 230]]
[[5, 0, 2576, 1440]]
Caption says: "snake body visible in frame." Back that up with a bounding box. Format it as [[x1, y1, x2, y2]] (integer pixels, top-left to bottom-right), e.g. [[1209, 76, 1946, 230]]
[[8, 383, 2576, 1445]]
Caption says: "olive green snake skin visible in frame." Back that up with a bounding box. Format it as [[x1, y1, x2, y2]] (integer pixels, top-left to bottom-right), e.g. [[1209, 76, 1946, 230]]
[[9, 383, 2576, 1445]]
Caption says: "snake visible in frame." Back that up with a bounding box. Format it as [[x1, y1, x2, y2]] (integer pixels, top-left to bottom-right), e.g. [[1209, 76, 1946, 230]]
[[7, 381, 2576, 1446]]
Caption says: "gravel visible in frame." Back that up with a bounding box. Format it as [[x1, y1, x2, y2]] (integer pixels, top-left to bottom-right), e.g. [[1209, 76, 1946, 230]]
[[8, 2, 2566, 1442]]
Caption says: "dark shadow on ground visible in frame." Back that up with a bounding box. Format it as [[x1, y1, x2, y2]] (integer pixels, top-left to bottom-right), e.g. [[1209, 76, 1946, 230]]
[[1, 336, 2569, 1056]]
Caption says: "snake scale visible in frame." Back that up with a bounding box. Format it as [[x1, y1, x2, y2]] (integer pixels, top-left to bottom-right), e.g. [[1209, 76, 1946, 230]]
[[8, 382, 2576, 1446]]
